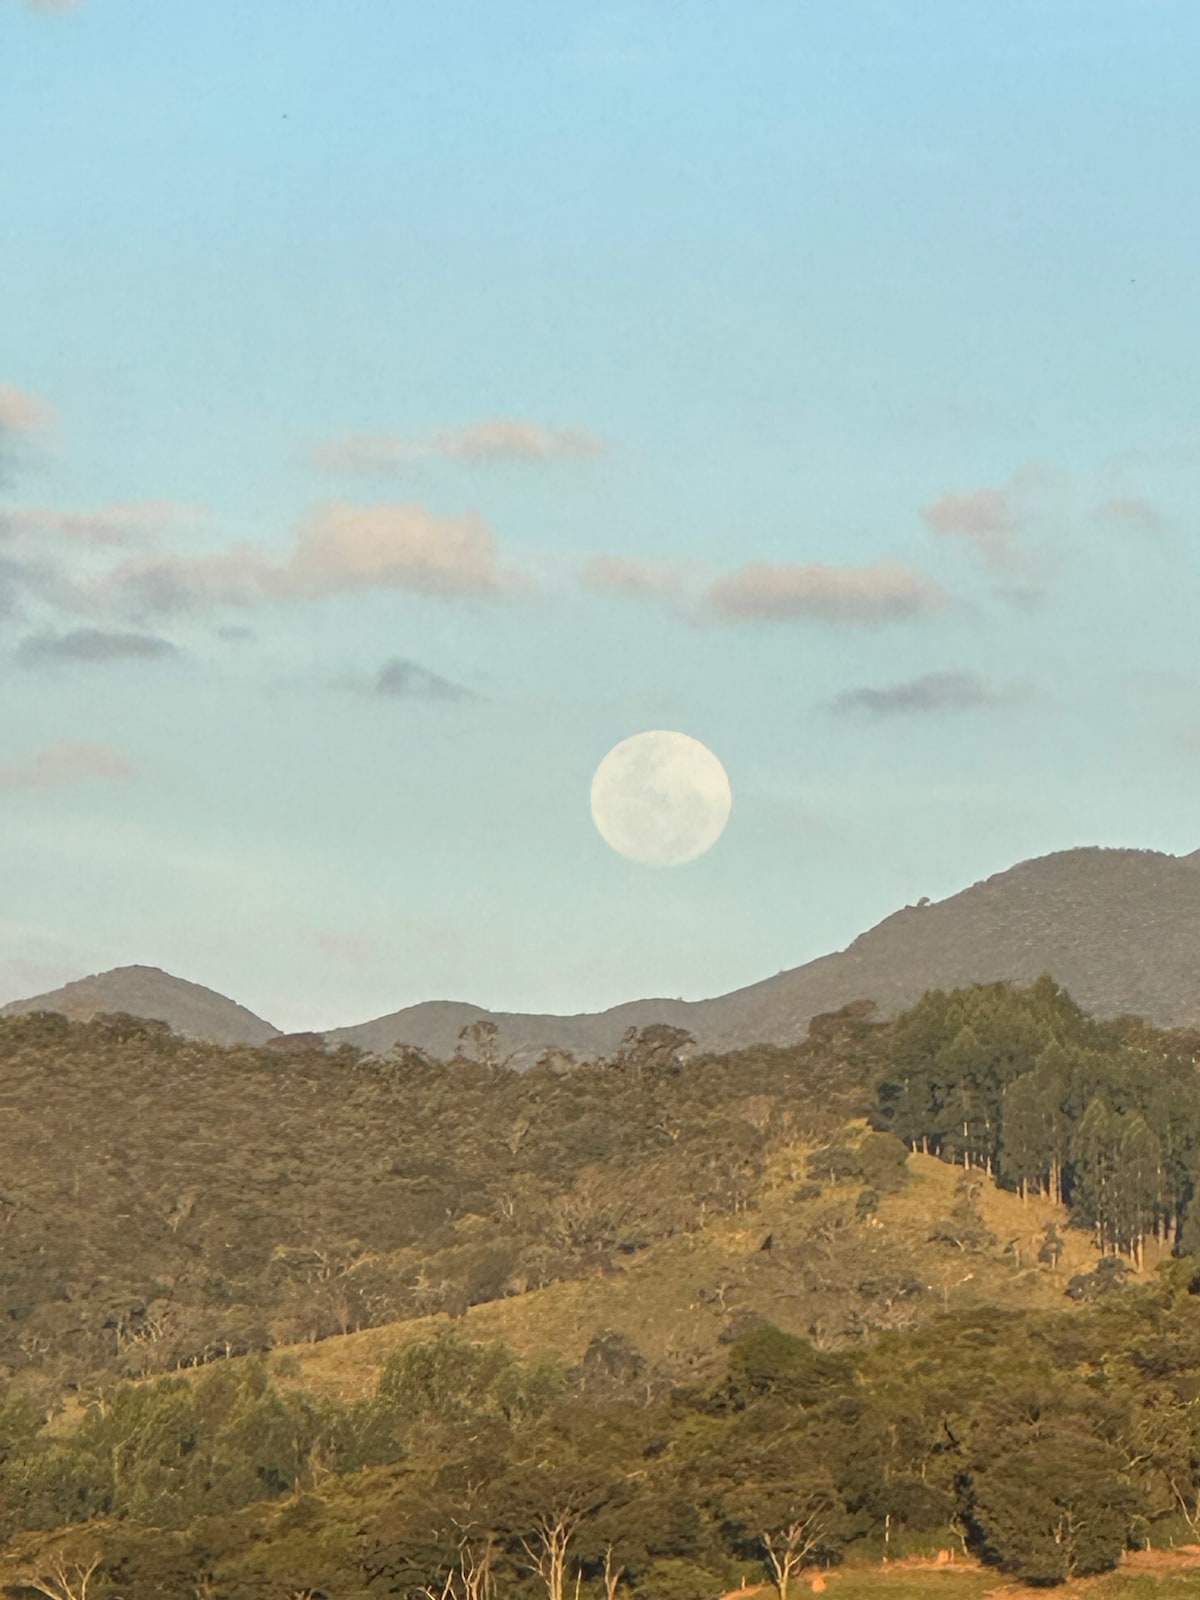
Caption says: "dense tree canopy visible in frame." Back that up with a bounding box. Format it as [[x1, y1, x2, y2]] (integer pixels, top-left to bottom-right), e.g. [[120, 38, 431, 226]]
[[5, 978, 1200, 1594]]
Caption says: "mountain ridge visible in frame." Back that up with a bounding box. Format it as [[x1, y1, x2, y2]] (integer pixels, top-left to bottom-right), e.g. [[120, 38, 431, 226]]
[[8, 843, 1200, 1058]]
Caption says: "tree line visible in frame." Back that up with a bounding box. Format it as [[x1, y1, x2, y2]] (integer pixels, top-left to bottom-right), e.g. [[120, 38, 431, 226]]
[[871, 974, 1200, 1263], [8, 1270, 1200, 1598]]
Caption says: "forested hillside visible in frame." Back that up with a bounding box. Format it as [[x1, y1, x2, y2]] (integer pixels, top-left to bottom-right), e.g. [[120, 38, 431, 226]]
[[4, 977, 1200, 1597]]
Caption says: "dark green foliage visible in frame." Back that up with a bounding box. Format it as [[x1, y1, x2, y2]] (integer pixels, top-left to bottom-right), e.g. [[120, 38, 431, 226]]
[[806, 1133, 908, 1197], [8, 1289, 1200, 1590], [871, 975, 1200, 1263], [720, 1327, 854, 1411], [375, 1330, 563, 1428], [0, 1009, 878, 1395], [1065, 1255, 1131, 1302], [961, 1402, 1139, 1582]]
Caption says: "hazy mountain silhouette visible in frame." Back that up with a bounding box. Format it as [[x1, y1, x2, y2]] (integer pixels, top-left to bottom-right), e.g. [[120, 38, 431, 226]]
[[327, 845, 1200, 1063], [9, 845, 1200, 1059], [0, 963, 279, 1047]]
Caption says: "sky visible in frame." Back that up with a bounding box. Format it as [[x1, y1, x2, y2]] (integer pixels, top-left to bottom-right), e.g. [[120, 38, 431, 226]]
[[2, 1, 1199, 1031]]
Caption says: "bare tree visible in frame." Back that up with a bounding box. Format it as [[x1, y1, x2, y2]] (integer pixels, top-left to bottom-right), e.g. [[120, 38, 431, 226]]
[[602, 1543, 624, 1600], [9, 1553, 103, 1600], [1171, 1479, 1200, 1539], [419, 1530, 497, 1600], [760, 1511, 828, 1600], [519, 1508, 581, 1600]]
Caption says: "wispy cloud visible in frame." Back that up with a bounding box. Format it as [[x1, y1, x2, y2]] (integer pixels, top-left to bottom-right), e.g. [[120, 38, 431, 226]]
[[0, 385, 54, 433], [16, 628, 179, 666], [0, 549, 88, 620], [702, 560, 948, 625], [0, 383, 55, 482], [1094, 496, 1166, 535], [0, 740, 136, 792], [99, 502, 527, 618], [826, 670, 1027, 717], [920, 486, 1018, 569], [0, 501, 194, 550], [920, 466, 1066, 604], [581, 555, 696, 602], [311, 418, 605, 471]]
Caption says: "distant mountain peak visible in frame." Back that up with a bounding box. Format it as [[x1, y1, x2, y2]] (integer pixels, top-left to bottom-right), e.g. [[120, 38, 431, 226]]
[[0, 964, 279, 1047]]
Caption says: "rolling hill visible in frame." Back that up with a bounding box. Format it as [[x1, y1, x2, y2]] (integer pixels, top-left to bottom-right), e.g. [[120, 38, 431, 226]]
[[0, 964, 279, 1047]]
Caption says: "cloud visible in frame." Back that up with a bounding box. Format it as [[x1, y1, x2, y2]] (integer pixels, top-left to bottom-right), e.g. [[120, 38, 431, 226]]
[[285, 503, 517, 598], [373, 656, 474, 700], [0, 739, 136, 792], [919, 465, 1066, 582], [1094, 496, 1166, 535], [311, 418, 605, 471], [920, 486, 1017, 569], [16, 628, 178, 665], [920, 466, 1071, 606], [0, 501, 194, 550], [100, 502, 524, 618], [332, 655, 476, 701], [702, 560, 948, 624], [0, 549, 88, 619], [581, 555, 695, 601], [0, 385, 54, 434], [826, 670, 1026, 717], [0, 383, 55, 482]]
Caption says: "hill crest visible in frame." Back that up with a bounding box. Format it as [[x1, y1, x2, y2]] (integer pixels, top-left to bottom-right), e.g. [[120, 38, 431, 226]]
[[8, 844, 1200, 1056], [0, 963, 279, 1047]]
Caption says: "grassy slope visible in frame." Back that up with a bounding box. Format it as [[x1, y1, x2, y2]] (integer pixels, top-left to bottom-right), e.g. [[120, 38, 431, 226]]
[[255, 1148, 1137, 1405], [39, 1140, 1154, 1435], [11, 1145, 1185, 1599]]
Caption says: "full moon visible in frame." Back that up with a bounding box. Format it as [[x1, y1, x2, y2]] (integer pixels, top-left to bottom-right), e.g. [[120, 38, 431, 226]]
[[590, 730, 732, 866]]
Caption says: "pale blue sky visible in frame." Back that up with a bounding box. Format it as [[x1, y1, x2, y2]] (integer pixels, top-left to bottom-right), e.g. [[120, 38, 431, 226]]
[[1, 1, 1198, 1029]]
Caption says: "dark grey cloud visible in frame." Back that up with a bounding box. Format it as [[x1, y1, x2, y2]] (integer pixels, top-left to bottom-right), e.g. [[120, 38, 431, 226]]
[[826, 670, 1025, 716], [374, 656, 475, 701], [17, 628, 178, 665]]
